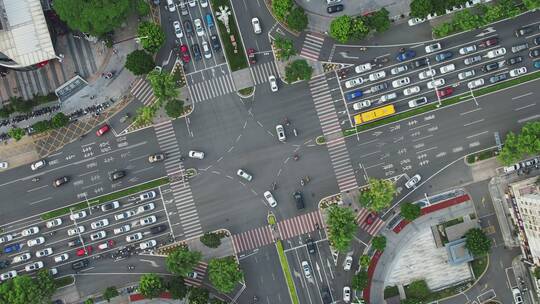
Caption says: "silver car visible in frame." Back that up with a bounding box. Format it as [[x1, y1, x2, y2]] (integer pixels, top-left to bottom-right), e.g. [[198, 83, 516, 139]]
[[276, 125, 286, 142], [237, 169, 253, 181]]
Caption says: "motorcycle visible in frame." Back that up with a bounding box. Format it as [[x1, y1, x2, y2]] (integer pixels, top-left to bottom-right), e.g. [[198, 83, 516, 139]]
[[293, 128, 298, 136], [293, 154, 299, 161], [271, 182, 277, 191], [31, 177, 40, 182]]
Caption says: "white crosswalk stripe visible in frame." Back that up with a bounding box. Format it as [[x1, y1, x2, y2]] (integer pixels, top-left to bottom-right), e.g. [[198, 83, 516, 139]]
[[131, 78, 156, 106], [300, 33, 325, 61], [188, 74, 236, 103], [250, 61, 279, 85], [154, 121, 203, 239], [308, 75, 358, 193]]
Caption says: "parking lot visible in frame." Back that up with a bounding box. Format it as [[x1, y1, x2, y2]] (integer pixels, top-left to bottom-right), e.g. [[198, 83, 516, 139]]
[[0, 187, 172, 279]]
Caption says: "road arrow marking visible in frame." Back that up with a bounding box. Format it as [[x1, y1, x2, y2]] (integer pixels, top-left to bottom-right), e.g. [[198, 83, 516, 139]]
[[338, 52, 360, 59]]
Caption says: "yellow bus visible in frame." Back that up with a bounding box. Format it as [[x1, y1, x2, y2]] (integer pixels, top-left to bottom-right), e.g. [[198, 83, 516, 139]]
[[353, 104, 395, 125]]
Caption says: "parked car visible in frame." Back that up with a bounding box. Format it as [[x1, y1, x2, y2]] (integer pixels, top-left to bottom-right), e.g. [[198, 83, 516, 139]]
[[210, 35, 221, 51], [479, 37, 498, 47], [405, 174, 421, 189], [464, 55, 482, 65], [344, 77, 363, 88], [13, 253, 31, 263], [459, 45, 476, 55], [137, 203, 155, 213], [379, 92, 397, 103], [439, 63, 455, 74], [192, 44, 202, 61], [392, 77, 410, 88], [458, 69, 475, 80], [509, 67, 527, 77], [0, 235, 12, 244], [30, 159, 46, 171], [139, 240, 157, 250], [237, 169, 253, 181], [90, 231, 106, 241], [370, 82, 388, 93], [506, 56, 523, 66], [408, 17, 426, 26], [27, 237, 45, 247], [67, 226, 85, 236], [355, 63, 372, 73], [327, 4, 343, 13], [435, 51, 453, 62], [140, 191, 156, 201], [247, 47, 257, 64], [96, 124, 109, 136], [70, 210, 87, 221], [408, 96, 428, 108], [115, 210, 136, 220], [418, 69, 436, 80], [425, 43, 442, 53], [71, 259, 89, 271], [91, 219, 109, 230], [403, 86, 420, 96], [202, 40, 212, 59], [529, 49, 540, 58], [184, 20, 193, 37], [150, 225, 168, 234], [54, 253, 69, 263], [436, 87, 453, 98], [21, 226, 39, 236], [194, 19, 205, 37], [46, 218, 62, 228], [125, 233, 143, 243], [390, 65, 408, 75], [511, 43, 529, 53], [489, 73, 507, 83], [352, 100, 371, 111], [486, 47, 506, 58], [113, 224, 131, 235], [345, 90, 363, 101], [413, 58, 428, 68], [396, 50, 416, 61], [173, 21, 183, 38], [482, 62, 499, 72], [368, 71, 386, 81], [467, 78, 485, 89], [515, 27, 533, 37]]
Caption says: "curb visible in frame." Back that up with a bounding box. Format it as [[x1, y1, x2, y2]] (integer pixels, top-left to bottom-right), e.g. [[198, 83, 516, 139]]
[[463, 146, 498, 167], [236, 87, 256, 99], [263, 0, 301, 37]]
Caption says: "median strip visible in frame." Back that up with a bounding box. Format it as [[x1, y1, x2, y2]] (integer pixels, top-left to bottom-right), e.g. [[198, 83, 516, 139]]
[[41, 177, 169, 220], [344, 70, 540, 136], [276, 240, 300, 304]]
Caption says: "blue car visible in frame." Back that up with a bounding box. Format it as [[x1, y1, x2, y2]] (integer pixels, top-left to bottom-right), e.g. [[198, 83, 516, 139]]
[[345, 90, 363, 102], [3, 243, 20, 254], [396, 50, 416, 62], [534, 60, 540, 69], [205, 13, 214, 28], [435, 51, 453, 62]]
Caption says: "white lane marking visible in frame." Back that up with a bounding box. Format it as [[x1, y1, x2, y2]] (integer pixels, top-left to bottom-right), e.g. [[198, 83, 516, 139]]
[[463, 119, 484, 127], [460, 107, 482, 115], [518, 114, 540, 123], [128, 155, 149, 162], [27, 185, 49, 192], [415, 146, 437, 154], [139, 259, 159, 268], [77, 170, 99, 177], [29, 197, 53, 205], [466, 131, 488, 139], [133, 167, 154, 174], [511, 92, 532, 100], [514, 103, 536, 111], [81, 182, 103, 190]]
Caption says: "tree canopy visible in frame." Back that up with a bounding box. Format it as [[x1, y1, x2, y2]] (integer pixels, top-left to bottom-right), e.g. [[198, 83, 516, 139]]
[[273, 37, 296, 61], [286, 6, 308, 32], [166, 247, 202, 276], [165, 99, 185, 119], [326, 206, 357, 252], [147, 70, 179, 103], [285, 60, 313, 83], [138, 274, 164, 299], [271, 0, 293, 21], [371, 235, 387, 251], [400, 202, 421, 221], [103, 286, 119, 302], [52, 0, 130, 37], [0, 270, 56, 304], [498, 121, 540, 165], [167, 276, 188, 300], [125, 50, 155, 76], [188, 287, 210, 304], [364, 8, 391, 32], [208, 256, 244, 293], [409, 0, 434, 19], [359, 178, 396, 211], [138, 22, 166, 54], [200, 232, 222, 248], [351, 270, 369, 291], [51, 113, 69, 129], [329, 16, 353, 43], [465, 228, 491, 256]]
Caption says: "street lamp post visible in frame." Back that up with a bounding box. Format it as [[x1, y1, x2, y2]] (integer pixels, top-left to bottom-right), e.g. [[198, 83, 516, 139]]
[[426, 58, 442, 107], [69, 208, 88, 254]]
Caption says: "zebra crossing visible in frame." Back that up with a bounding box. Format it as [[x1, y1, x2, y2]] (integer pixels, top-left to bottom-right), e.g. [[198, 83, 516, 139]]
[[187, 73, 236, 103], [131, 78, 156, 106], [183, 262, 208, 287], [356, 208, 385, 236], [300, 33, 325, 61], [251, 61, 279, 85], [277, 210, 324, 240], [154, 121, 203, 239], [232, 225, 274, 254], [309, 75, 358, 193]]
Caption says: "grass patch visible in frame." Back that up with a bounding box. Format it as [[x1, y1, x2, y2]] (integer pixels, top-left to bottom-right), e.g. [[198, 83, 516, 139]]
[[210, 0, 248, 71], [442, 217, 464, 228], [55, 275, 74, 288], [384, 285, 399, 299], [344, 70, 540, 136], [466, 148, 498, 164], [471, 256, 488, 278], [42, 177, 169, 220], [276, 240, 299, 304], [316, 135, 326, 145], [425, 281, 472, 302], [238, 87, 254, 96], [268, 214, 276, 225]]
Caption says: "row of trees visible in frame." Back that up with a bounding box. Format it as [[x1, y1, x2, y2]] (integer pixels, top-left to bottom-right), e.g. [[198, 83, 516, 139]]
[[0, 270, 56, 304], [7, 112, 70, 141], [271, 0, 308, 32], [498, 121, 540, 166], [0, 94, 57, 118], [329, 9, 391, 43], [411, 0, 539, 20]]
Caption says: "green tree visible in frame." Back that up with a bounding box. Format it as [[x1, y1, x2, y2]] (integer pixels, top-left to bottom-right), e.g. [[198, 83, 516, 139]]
[[138, 21, 166, 54], [372, 235, 387, 251], [410, 0, 434, 18], [139, 274, 164, 299], [208, 256, 243, 293], [188, 287, 210, 304], [35, 270, 56, 299], [83, 299, 94, 304], [499, 132, 520, 164], [534, 267, 540, 279], [210, 298, 226, 304], [329, 15, 353, 43], [165, 99, 185, 118], [360, 255, 371, 269], [136, 0, 150, 16], [273, 37, 296, 61], [103, 286, 119, 302], [433, 22, 455, 38], [523, 0, 540, 10], [167, 276, 188, 300], [452, 10, 482, 31], [402, 299, 424, 304], [351, 17, 370, 40], [125, 50, 156, 75], [8, 128, 25, 141], [359, 178, 396, 211], [133, 106, 157, 127], [51, 113, 69, 129], [498, 122, 540, 165], [200, 232, 222, 248], [400, 202, 421, 221], [0, 272, 56, 304], [147, 70, 178, 103], [166, 247, 202, 276], [286, 6, 308, 32], [52, 0, 130, 37], [351, 270, 369, 291], [0, 107, 12, 118], [272, 0, 294, 21], [406, 280, 430, 300], [483, 4, 506, 23], [366, 8, 391, 32], [465, 228, 491, 256], [326, 206, 357, 252], [10, 96, 33, 113], [32, 120, 52, 133], [285, 60, 313, 83]]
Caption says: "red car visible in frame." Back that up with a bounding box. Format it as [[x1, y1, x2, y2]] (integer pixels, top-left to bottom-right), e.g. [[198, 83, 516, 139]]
[[96, 124, 110, 136], [97, 240, 115, 251], [364, 213, 377, 225], [479, 37, 498, 48], [76, 246, 92, 256], [436, 87, 453, 98], [180, 45, 190, 64], [247, 48, 256, 64]]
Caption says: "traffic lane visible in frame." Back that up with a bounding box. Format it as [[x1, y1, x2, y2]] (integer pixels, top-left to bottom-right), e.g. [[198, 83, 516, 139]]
[[231, 0, 272, 54], [285, 242, 327, 304]]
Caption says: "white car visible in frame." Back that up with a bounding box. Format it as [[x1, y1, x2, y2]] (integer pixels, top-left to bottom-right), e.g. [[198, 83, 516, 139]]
[[166, 0, 176, 12], [0, 162, 8, 169], [439, 64, 455, 74], [392, 77, 410, 88], [173, 21, 183, 39], [54, 253, 69, 263], [237, 169, 253, 181], [0, 234, 13, 244], [199, 0, 208, 7], [391, 65, 408, 75], [343, 255, 353, 271], [140, 191, 157, 201], [91, 219, 110, 230], [27, 237, 45, 247], [263, 191, 277, 208], [90, 231, 107, 241], [36, 248, 53, 257], [101, 201, 120, 212], [70, 210, 87, 221], [140, 215, 157, 226], [466, 0, 482, 7], [368, 70, 386, 81], [115, 210, 136, 220], [426, 78, 445, 89], [49, 268, 58, 276], [137, 203, 155, 213], [251, 17, 262, 34], [343, 286, 351, 303], [513, 288, 524, 304], [13, 253, 31, 263], [276, 125, 286, 142], [139, 240, 157, 250], [403, 86, 420, 96], [486, 47, 506, 58], [354, 63, 372, 73], [194, 19, 205, 37], [408, 17, 426, 26], [21, 226, 40, 236], [467, 78, 484, 89], [418, 69, 436, 80], [510, 67, 527, 77], [126, 232, 143, 242], [459, 45, 476, 55], [31, 160, 47, 170], [269, 75, 278, 92], [379, 92, 397, 103], [408, 96, 428, 108], [188, 150, 205, 159], [25, 261, 44, 272], [114, 224, 131, 235], [46, 218, 62, 228], [352, 100, 371, 111], [344, 77, 363, 88], [301, 261, 311, 279], [425, 42, 442, 53], [458, 70, 475, 80], [426, 12, 438, 20], [188, 0, 196, 7], [202, 40, 212, 59], [0, 270, 17, 281], [405, 174, 421, 189], [67, 226, 85, 236]]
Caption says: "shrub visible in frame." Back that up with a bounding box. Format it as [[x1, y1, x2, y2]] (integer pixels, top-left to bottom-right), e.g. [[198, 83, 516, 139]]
[[200, 232, 222, 248]]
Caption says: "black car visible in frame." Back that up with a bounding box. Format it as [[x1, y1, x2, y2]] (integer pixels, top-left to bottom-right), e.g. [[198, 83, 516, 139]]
[[530, 49, 540, 58], [184, 20, 193, 37], [306, 238, 316, 254], [68, 238, 83, 247], [435, 51, 453, 62], [192, 44, 202, 61], [150, 224, 168, 234], [535, 37, 540, 46], [506, 56, 523, 66], [515, 26, 533, 37], [321, 287, 332, 304], [370, 82, 388, 93], [413, 57, 428, 68], [327, 4, 344, 14], [0, 259, 10, 269], [210, 35, 221, 51], [53, 176, 69, 187], [489, 73, 507, 83], [482, 62, 499, 72], [109, 170, 126, 181], [293, 191, 305, 209], [71, 259, 89, 271]]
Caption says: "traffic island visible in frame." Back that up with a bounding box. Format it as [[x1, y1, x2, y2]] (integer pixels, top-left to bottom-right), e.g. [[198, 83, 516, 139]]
[[275, 240, 300, 304], [465, 147, 499, 165], [315, 135, 326, 145], [237, 86, 255, 98]]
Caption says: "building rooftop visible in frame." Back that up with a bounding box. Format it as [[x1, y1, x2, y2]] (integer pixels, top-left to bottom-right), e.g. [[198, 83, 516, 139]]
[[445, 238, 474, 265]]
